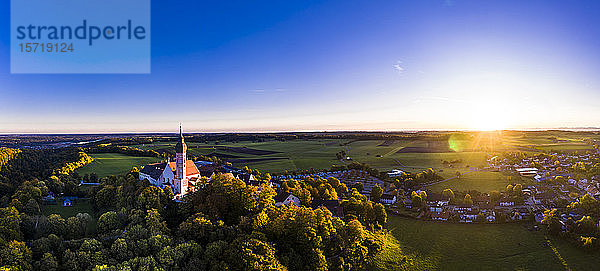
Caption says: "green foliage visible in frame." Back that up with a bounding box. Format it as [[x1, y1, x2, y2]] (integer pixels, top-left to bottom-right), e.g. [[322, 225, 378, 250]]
[[463, 194, 473, 205], [52, 152, 93, 176], [98, 211, 121, 233], [371, 184, 383, 203], [0, 148, 21, 173], [0, 240, 32, 270], [541, 209, 562, 235], [411, 191, 423, 208], [0, 207, 22, 242], [0, 147, 392, 270], [442, 189, 455, 201]]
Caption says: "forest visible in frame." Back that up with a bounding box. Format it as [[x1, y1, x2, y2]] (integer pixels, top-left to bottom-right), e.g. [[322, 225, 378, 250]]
[[0, 146, 390, 270]]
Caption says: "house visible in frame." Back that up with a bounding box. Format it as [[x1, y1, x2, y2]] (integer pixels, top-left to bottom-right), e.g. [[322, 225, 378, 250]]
[[426, 193, 449, 206], [462, 211, 479, 223], [63, 198, 72, 207], [454, 204, 472, 213], [42, 194, 56, 205], [195, 163, 221, 178], [430, 211, 450, 221], [429, 205, 443, 212], [516, 167, 538, 177], [387, 169, 404, 178], [486, 213, 496, 222], [238, 173, 261, 186], [379, 194, 397, 205], [473, 194, 490, 205], [311, 199, 344, 217], [274, 192, 300, 207]]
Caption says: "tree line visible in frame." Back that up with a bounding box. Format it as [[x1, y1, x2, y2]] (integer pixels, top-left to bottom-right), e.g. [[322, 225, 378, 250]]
[[0, 147, 393, 270]]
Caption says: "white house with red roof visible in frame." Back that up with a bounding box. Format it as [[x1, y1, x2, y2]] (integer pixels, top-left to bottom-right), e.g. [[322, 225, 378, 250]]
[[139, 126, 200, 195]]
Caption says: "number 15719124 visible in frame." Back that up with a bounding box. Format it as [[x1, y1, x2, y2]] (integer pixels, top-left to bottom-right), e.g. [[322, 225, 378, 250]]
[[19, 43, 74, 53]]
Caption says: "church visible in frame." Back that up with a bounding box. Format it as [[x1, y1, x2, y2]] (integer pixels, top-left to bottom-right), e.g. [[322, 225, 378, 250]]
[[139, 126, 200, 195]]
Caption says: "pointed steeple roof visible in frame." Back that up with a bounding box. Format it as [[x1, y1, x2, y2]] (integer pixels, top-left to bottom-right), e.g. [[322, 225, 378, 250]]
[[175, 124, 187, 153]]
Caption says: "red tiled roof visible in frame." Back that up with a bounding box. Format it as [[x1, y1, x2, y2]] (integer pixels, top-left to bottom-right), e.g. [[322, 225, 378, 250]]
[[431, 211, 450, 219], [168, 160, 200, 176]]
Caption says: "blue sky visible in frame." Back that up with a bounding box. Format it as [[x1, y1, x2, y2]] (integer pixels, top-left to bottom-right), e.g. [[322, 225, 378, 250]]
[[1, 0, 600, 133]]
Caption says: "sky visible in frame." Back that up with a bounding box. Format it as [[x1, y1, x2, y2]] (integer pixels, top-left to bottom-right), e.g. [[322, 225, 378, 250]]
[[1, 0, 600, 133]]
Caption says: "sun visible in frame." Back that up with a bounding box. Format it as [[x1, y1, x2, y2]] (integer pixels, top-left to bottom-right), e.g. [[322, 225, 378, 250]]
[[467, 103, 509, 131]]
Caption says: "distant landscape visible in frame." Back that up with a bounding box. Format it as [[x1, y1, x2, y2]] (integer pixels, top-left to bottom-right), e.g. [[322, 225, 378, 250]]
[[1, 130, 599, 270]]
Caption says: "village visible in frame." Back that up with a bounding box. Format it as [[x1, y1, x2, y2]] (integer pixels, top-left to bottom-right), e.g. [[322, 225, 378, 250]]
[[265, 146, 600, 225], [402, 149, 600, 224]]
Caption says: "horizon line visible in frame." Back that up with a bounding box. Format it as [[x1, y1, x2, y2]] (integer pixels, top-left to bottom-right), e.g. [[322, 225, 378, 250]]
[[1, 127, 599, 136]]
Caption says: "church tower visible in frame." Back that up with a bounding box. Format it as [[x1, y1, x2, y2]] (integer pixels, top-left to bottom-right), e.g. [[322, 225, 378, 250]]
[[175, 124, 187, 180]]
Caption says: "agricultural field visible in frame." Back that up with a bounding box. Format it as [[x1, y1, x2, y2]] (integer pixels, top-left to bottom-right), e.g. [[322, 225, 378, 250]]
[[123, 131, 598, 175], [127, 138, 494, 174], [76, 153, 161, 178], [113, 131, 598, 193], [371, 216, 600, 270]]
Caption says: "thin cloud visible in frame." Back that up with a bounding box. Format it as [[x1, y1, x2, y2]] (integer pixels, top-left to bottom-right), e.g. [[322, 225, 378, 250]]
[[393, 61, 404, 74], [249, 88, 288, 94]]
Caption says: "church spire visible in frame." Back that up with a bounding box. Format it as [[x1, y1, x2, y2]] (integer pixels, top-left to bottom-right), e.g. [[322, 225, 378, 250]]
[[175, 123, 187, 153]]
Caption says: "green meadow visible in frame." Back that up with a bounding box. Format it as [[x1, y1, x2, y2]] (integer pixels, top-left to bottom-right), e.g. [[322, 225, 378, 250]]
[[371, 216, 600, 271], [42, 198, 95, 218], [76, 153, 161, 178], [427, 171, 525, 193], [86, 131, 597, 194]]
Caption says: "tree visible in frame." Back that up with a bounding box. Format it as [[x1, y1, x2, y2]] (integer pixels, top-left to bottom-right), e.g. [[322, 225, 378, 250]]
[[490, 190, 501, 203], [580, 236, 597, 249], [350, 182, 364, 192], [24, 199, 41, 215], [226, 238, 286, 271], [0, 207, 22, 241], [373, 203, 387, 225], [419, 191, 427, 201], [47, 214, 66, 237], [0, 240, 32, 270], [442, 189, 455, 201], [513, 184, 523, 195], [76, 213, 93, 237], [575, 216, 597, 235], [541, 209, 562, 235], [66, 217, 83, 239], [411, 191, 423, 207], [146, 209, 169, 236], [178, 213, 223, 244], [98, 211, 121, 233], [110, 238, 131, 261], [464, 194, 473, 205], [370, 185, 383, 203], [38, 252, 58, 271]]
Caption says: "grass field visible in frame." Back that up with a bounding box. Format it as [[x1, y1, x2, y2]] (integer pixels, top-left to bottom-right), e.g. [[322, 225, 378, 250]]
[[117, 131, 597, 194], [125, 131, 598, 175], [371, 216, 600, 270], [427, 171, 531, 193], [128, 139, 493, 174], [42, 198, 95, 218], [76, 153, 161, 178]]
